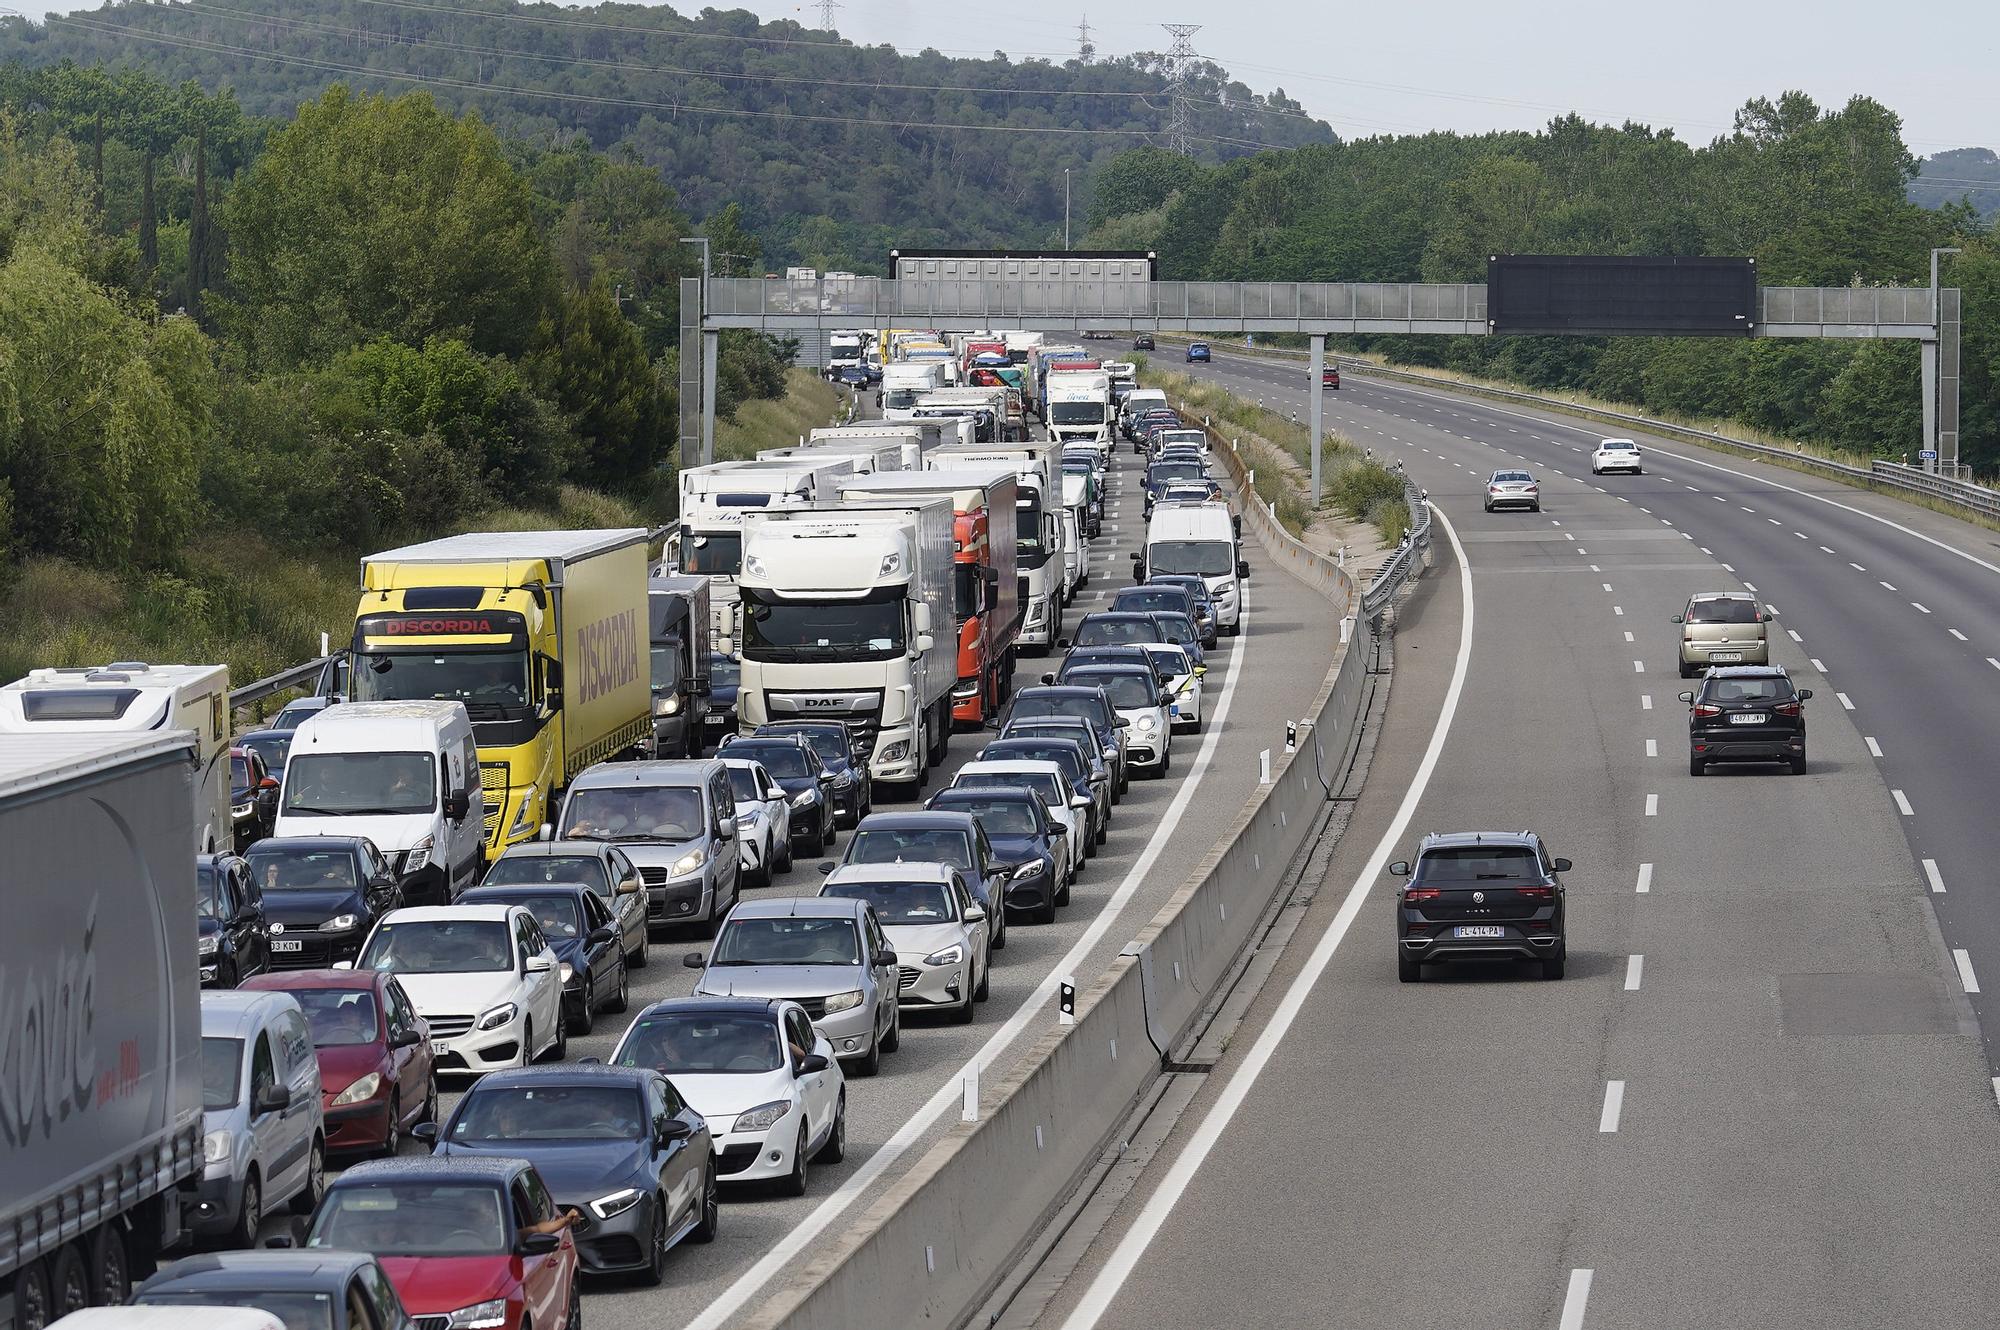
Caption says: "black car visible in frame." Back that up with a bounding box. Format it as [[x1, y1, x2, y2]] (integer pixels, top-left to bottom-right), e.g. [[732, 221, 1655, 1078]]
[[421, 1063, 716, 1284], [1143, 460, 1209, 516], [1681, 665, 1812, 776], [1005, 685, 1129, 795], [1388, 832, 1569, 982], [755, 720, 872, 828], [1067, 612, 1169, 650], [1132, 334, 1156, 351], [1048, 644, 1169, 688], [235, 727, 296, 784], [719, 734, 837, 854], [230, 746, 280, 849], [835, 810, 1008, 950], [1144, 574, 1221, 648], [704, 653, 741, 745], [244, 836, 402, 968], [136, 1250, 415, 1330], [1111, 582, 1198, 622], [978, 737, 1106, 847], [1129, 411, 1182, 451], [1145, 610, 1206, 665], [926, 788, 1067, 924], [197, 852, 271, 989], [459, 883, 629, 1035]]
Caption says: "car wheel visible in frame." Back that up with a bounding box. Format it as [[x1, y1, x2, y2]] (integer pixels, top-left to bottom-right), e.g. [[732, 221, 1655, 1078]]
[[1541, 950, 1567, 981], [608, 958, 630, 1013], [382, 1092, 402, 1158], [852, 1029, 882, 1077], [1397, 952, 1422, 983], [632, 930, 650, 969], [779, 1124, 810, 1197], [292, 1137, 325, 1215], [565, 1272, 582, 1330], [815, 1092, 848, 1164], [991, 909, 1006, 950], [1530, 503, 1542, 512], [775, 831, 793, 874], [974, 954, 991, 1002], [801, 820, 825, 857], [635, 1202, 669, 1287], [1790, 755, 1808, 775], [419, 1074, 438, 1126], [821, 812, 837, 850], [1055, 871, 1071, 907], [1483, 503, 1493, 513], [881, 1001, 901, 1054], [570, 988, 595, 1037], [1689, 756, 1705, 777], [551, 1009, 570, 1060], [1678, 662, 1695, 679], [690, 1160, 721, 1242], [229, 1173, 262, 1250]]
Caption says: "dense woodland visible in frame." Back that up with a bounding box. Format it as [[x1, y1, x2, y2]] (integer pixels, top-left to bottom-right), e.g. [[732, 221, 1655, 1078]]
[[1086, 97, 1998, 473]]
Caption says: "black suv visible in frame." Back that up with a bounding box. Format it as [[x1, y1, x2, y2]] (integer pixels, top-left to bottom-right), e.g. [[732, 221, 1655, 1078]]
[[1388, 832, 1569, 982], [1680, 665, 1812, 775]]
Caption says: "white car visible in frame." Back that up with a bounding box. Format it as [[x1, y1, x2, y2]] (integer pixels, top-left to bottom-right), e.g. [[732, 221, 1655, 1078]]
[[1592, 438, 1643, 474], [820, 863, 991, 1023], [610, 997, 845, 1195], [951, 759, 1090, 878], [1139, 641, 1205, 731], [1059, 664, 1173, 777], [348, 903, 565, 1074], [723, 757, 792, 887]]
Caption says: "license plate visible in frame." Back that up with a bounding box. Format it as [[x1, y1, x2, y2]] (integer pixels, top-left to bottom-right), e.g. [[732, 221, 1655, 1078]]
[[1730, 713, 1765, 725], [1169, 705, 1182, 716], [432, 1040, 451, 1056], [1454, 925, 1506, 939], [1710, 651, 1742, 662], [272, 939, 303, 953]]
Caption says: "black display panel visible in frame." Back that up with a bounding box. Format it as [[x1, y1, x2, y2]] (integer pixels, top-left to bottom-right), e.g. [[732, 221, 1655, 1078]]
[[1488, 255, 1757, 336]]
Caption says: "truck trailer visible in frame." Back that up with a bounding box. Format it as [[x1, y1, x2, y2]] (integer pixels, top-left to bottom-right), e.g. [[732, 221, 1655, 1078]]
[[928, 438, 1067, 653]]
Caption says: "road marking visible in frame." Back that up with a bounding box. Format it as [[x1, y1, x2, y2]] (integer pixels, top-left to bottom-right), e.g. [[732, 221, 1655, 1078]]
[[1950, 629, 1968, 640], [1911, 602, 1931, 613], [1052, 505, 1477, 1330], [1787, 628, 1803, 643], [1820, 546, 1835, 554], [1850, 563, 1866, 572], [1641, 694, 1653, 710], [1589, 564, 1601, 572], [1924, 858, 1945, 893], [1644, 793, 1658, 816], [1811, 658, 1827, 672], [1613, 605, 1624, 616], [1560, 1270, 1595, 1330], [1602, 582, 1613, 592], [1633, 660, 1645, 673], [1636, 862, 1653, 893], [1625, 631, 1636, 643], [1625, 955, 1645, 990], [1880, 581, 1898, 591], [1991, 659, 2000, 671], [1599, 1080, 1626, 1132], [1836, 692, 1855, 710], [1893, 789, 1914, 816], [1742, 506, 1756, 513], [1954, 949, 1980, 995], [1565, 533, 1576, 541], [1865, 735, 1882, 757], [1644, 738, 1656, 756], [1743, 581, 1758, 592], [1699, 545, 1713, 554]]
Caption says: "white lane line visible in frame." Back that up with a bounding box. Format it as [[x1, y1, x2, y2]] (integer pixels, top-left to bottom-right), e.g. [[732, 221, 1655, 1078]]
[[1589, 564, 1601, 572], [1742, 506, 1756, 513], [1991, 659, 2000, 671], [1865, 735, 1882, 757], [1624, 955, 1645, 990], [1053, 506, 1477, 1330], [1633, 660, 1645, 673], [1644, 793, 1658, 817], [1954, 949, 1981, 995], [1912, 602, 1931, 614], [1765, 603, 1780, 617], [1565, 533, 1576, 541], [1924, 859, 1945, 894], [1950, 629, 1968, 641], [1850, 563, 1867, 572], [1893, 789, 1914, 816], [1743, 581, 1758, 592], [1644, 738, 1656, 756], [1715, 495, 1726, 502], [1599, 1080, 1626, 1132], [1787, 628, 1803, 643], [1880, 581, 1898, 591], [691, 583, 1259, 1330], [1641, 694, 1653, 710], [1636, 862, 1653, 893], [1613, 605, 1624, 616], [1625, 631, 1636, 643], [1836, 692, 1855, 709], [1811, 658, 1827, 672], [1721, 563, 1735, 572], [1602, 582, 1614, 592], [1820, 546, 1835, 554], [1560, 1270, 1595, 1330]]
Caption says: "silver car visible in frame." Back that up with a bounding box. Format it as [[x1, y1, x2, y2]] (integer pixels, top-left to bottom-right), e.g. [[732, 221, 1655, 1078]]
[[820, 864, 991, 1023], [684, 896, 901, 1076], [1484, 468, 1541, 513], [194, 989, 327, 1246], [558, 759, 740, 936], [1674, 592, 1769, 677]]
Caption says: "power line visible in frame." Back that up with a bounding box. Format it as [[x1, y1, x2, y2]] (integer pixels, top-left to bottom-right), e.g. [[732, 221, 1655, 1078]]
[[1161, 23, 1200, 156], [814, 0, 840, 33], [1076, 14, 1094, 65]]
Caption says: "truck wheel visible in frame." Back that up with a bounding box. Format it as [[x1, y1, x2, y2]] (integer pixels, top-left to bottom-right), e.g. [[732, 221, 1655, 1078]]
[[48, 1244, 88, 1320], [12, 1255, 54, 1330], [89, 1223, 133, 1307]]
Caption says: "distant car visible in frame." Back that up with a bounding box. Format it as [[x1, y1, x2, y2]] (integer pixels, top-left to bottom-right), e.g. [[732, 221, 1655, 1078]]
[[242, 967, 437, 1158], [718, 734, 836, 854], [836, 810, 1010, 950], [1674, 592, 1768, 676], [1592, 437, 1643, 474], [1068, 611, 1169, 651], [1058, 665, 1171, 777], [611, 997, 846, 1196], [303, 1156, 580, 1330], [1321, 365, 1341, 389], [1132, 334, 1156, 351], [1185, 342, 1212, 362], [198, 852, 271, 989], [481, 839, 651, 968], [195, 989, 327, 1246], [996, 715, 1117, 810], [978, 736, 1108, 846], [352, 903, 567, 1073], [754, 719, 871, 827], [244, 837, 402, 969], [423, 1063, 716, 1284], [1483, 468, 1541, 513], [1161, 481, 1224, 507], [234, 728, 295, 785], [926, 787, 1068, 924], [821, 864, 991, 1023], [720, 757, 793, 887], [836, 365, 869, 387], [458, 883, 628, 1036], [1681, 665, 1811, 776], [136, 1251, 414, 1330], [685, 896, 901, 1075], [1388, 831, 1570, 982], [1145, 574, 1221, 649], [229, 746, 279, 849], [1138, 642, 1205, 731], [1005, 685, 1129, 793], [1144, 610, 1205, 667], [270, 697, 332, 732], [950, 761, 1089, 873], [703, 653, 741, 745]]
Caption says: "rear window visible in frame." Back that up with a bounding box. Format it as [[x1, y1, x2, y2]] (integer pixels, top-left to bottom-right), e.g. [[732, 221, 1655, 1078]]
[[1688, 598, 1759, 624], [1702, 676, 1794, 703], [1414, 846, 1540, 883]]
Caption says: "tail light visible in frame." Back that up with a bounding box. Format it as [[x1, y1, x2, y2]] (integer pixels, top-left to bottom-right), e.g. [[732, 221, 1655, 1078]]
[[1405, 888, 1441, 903], [1516, 885, 1553, 900], [1693, 703, 1722, 718], [1753, 609, 1764, 623], [1773, 700, 1801, 717]]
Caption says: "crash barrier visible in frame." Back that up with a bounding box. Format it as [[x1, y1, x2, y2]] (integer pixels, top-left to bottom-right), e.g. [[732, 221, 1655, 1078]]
[[1361, 472, 1433, 620], [739, 400, 1406, 1330]]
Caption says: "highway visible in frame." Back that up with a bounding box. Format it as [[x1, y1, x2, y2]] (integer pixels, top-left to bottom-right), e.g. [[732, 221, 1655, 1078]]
[[339, 415, 1348, 1329], [1029, 351, 2000, 1328]]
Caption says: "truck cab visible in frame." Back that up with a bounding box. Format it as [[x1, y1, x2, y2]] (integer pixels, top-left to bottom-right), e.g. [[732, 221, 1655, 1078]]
[[647, 573, 712, 759]]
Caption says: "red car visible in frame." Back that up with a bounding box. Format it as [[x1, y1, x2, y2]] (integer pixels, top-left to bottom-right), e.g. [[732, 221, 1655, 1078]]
[[243, 967, 437, 1156], [1321, 365, 1341, 389], [304, 1157, 580, 1330]]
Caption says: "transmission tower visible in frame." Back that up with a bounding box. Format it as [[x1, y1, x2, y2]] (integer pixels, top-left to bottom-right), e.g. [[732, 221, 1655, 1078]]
[[815, 0, 841, 31], [1075, 14, 1095, 64], [1160, 23, 1201, 156]]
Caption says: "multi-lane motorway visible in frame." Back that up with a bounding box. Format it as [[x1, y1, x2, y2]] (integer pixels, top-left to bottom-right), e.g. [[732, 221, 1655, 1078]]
[[1033, 352, 2000, 1328]]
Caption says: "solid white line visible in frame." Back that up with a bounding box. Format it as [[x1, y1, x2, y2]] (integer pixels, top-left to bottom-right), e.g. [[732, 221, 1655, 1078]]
[[1624, 955, 1644, 990], [1644, 793, 1658, 817], [1559, 1269, 1595, 1330], [1924, 859, 1945, 894], [1644, 738, 1656, 756], [1955, 949, 1981, 995], [1598, 1080, 1626, 1132], [1836, 692, 1855, 710], [1635, 862, 1653, 893], [1950, 629, 1968, 641], [1054, 506, 1477, 1330], [1865, 736, 1883, 758], [687, 582, 1259, 1330], [1893, 789, 1914, 816]]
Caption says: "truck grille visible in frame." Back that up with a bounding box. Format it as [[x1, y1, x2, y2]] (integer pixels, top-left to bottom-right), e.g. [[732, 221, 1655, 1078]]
[[479, 763, 510, 839]]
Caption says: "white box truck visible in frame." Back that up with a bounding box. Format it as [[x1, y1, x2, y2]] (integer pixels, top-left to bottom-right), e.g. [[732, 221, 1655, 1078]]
[[1046, 366, 1114, 450], [734, 499, 956, 794], [757, 440, 909, 475], [676, 458, 856, 650]]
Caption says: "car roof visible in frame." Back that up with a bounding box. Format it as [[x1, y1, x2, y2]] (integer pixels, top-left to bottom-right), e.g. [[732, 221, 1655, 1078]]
[[493, 840, 616, 861], [570, 759, 720, 789], [854, 810, 976, 832], [462, 1062, 655, 1093], [242, 968, 382, 994], [1703, 664, 1791, 679], [825, 862, 956, 887], [142, 1250, 381, 1291], [986, 736, 1086, 753], [1600, 437, 1638, 445], [332, 1155, 525, 1187], [1066, 663, 1153, 680], [1417, 830, 1542, 851], [632, 995, 786, 1020], [931, 786, 1039, 806], [724, 895, 869, 921], [1688, 591, 1754, 601], [200, 989, 302, 1035], [460, 883, 593, 903], [959, 759, 1064, 775], [378, 903, 520, 923], [1015, 685, 1108, 702], [244, 837, 369, 855]]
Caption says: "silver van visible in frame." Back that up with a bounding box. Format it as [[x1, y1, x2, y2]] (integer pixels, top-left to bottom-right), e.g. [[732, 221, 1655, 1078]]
[[555, 759, 741, 936], [195, 989, 327, 1246]]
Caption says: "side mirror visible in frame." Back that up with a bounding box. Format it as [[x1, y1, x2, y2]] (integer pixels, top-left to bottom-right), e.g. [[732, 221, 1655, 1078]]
[[517, 1232, 562, 1257], [259, 776, 279, 791], [766, 786, 786, 801], [588, 927, 616, 945], [965, 905, 987, 923], [618, 876, 641, 895], [1797, 688, 1814, 700], [874, 949, 898, 967], [1056, 638, 1072, 651], [262, 1235, 297, 1250], [916, 633, 935, 654], [1677, 691, 1695, 704], [1113, 717, 1130, 728], [1069, 794, 1091, 809], [1046, 821, 1067, 838], [391, 1026, 422, 1049], [1040, 673, 1057, 686], [817, 862, 837, 874], [1670, 614, 1685, 624], [538, 824, 555, 842], [525, 955, 553, 974], [1194, 665, 1208, 676], [682, 952, 707, 969], [985, 567, 1000, 588], [912, 604, 933, 635], [444, 791, 471, 821], [1387, 860, 1411, 877], [656, 1119, 694, 1144], [1236, 560, 1251, 579], [717, 816, 738, 839], [797, 1052, 830, 1074], [1552, 857, 1573, 873], [254, 1083, 291, 1115], [412, 1122, 440, 1144]]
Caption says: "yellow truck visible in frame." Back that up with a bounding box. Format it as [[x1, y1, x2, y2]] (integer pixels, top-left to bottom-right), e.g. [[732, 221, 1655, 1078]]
[[349, 530, 651, 855]]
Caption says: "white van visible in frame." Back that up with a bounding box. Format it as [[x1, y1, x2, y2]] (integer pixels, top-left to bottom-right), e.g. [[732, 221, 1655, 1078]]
[[1060, 507, 1088, 601], [0, 662, 231, 852], [1140, 502, 1249, 635], [882, 362, 947, 420], [276, 701, 484, 904], [1121, 387, 1169, 442]]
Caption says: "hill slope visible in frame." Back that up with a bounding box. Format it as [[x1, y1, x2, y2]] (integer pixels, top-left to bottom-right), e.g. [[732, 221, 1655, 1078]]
[[1911, 147, 2000, 221]]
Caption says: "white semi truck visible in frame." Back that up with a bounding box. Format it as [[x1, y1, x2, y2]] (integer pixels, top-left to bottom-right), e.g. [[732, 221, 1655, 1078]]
[[676, 458, 856, 651], [1046, 366, 1114, 449], [928, 438, 1067, 653], [734, 498, 957, 795]]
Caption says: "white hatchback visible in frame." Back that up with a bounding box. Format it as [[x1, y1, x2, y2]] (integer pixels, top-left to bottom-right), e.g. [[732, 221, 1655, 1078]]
[[1592, 438, 1643, 474], [1139, 641, 1205, 731], [820, 863, 991, 1022], [723, 758, 792, 887]]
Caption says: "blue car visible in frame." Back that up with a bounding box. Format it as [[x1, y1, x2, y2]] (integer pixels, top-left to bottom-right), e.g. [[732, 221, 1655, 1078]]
[[926, 787, 1069, 925], [1185, 341, 1211, 362], [457, 882, 629, 1035]]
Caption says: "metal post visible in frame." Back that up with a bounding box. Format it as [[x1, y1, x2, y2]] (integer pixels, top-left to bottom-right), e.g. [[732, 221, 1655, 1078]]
[[1927, 247, 1961, 475], [1308, 334, 1325, 506], [677, 277, 703, 476], [700, 329, 719, 467], [1064, 169, 1072, 251], [679, 238, 712, 474]]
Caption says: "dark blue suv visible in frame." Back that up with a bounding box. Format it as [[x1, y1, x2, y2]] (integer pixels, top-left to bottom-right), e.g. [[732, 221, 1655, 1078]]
[[1185, 341, 1212, 362]]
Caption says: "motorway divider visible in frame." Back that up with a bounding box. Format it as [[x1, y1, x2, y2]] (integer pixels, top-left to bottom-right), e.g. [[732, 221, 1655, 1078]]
[[738, 411, 1398, 1330]]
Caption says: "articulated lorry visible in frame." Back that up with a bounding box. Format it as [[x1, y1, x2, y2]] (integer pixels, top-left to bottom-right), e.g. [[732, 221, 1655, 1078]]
[[735, 499, 957, 794], [348, 530, 651, 854], [757, 440, 909, 475], [928, 438, 1066, 653], [677, 458, 856, 650], [647, 572, 712, 759], [837, 469, 1021, 727], [2, 733, 203, 1330], [1045, 365, 1114, 449], [881, 361, 947, 421]]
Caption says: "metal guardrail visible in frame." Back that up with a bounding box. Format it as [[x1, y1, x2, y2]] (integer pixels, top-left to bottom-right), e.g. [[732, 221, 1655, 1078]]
[[227, 656, 333, 713], [1361, 470, 1432, 618], [1867, 461, 2000, 520]]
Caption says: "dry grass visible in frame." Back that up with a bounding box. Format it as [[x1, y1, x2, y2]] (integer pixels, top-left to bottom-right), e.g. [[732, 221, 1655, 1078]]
[[715, 369, 846, 461]]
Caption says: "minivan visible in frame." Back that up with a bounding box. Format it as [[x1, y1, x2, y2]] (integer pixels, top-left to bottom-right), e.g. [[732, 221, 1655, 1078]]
[[555, 758, 741, 935], [1673, 593, 1769, 676], [276, 701, 483, 905], [194, 989, 327, 1247]]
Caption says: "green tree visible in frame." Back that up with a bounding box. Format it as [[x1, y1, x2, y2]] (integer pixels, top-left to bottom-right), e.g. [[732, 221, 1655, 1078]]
[[526, 277, 672, 490]]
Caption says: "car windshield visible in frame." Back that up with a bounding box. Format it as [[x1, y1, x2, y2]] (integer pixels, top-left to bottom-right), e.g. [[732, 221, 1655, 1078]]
[[561, 786, 704, 842], [1146, 540, 1233, 577], [1150, 614, 1197, 644], [1703, 677, 1794, 703], [735, 744, 808, 778], [1074, 618, 1160, 647], [202, 1037, 243, 1111], [1142, 645, 1193, 676], [309, 1183, 509, 1256], [1602, 440, 1637, 451], [246, 848, 358, 894], [1493, 471, 1533, 483], [1148, 463, 1202, 485], [1688, 599, 1760, 624], [283, 752, 436, 817], [824, 880, 955, 924], [948, 798, 1040, 836], [617, 1014, 784, 1074], [139, 1292, 333, 1330], [290, 989, 380, 1047], [710, 656, 741, 687], [1414, 847, 1541, 883], [650, 646, 682, 693], [846, 828, 973, 870], [359, 919, 512, 974], [1074, 672, 1158, 708], [196, 864, 227, 920], [450, 1085, 646, 1141], [239, 733, 291, 773], [484, 855, 611, 895], [711, 916, 861, 966], [683, 531, 742, 576], [1114, 589, 1187, 615], [504, 894, 584, 940], [999, 743, 1084, 779], [783, 729, 848, 764]]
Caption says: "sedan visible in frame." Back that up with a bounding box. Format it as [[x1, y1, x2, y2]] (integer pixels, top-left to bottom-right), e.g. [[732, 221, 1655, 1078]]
[[1185, 342, 1212, 362], [351, 904, 566, 1074], [481, 839, 650, 968], [1592, 437, 1643, 474], [245, 836, 401, 969], [1132, 334, 1156, 351], [136, 1251, 414, 1330], [422, 1064, 716, 1285], [754, 720, 871, 828], [612, 997, 845, 1197], [951, 760, 1089, 873], [997, 715, 1117, 809], [458, 884, 628, 1036], [836, 810, 1010, 952], [926, 788, 1069, 924], [723, 757, 793, 886], [1145, 574, 1220, 649], [230, 746, 279, 849], [821, 864, 990, 1022], [1682, 665, 1811, 776], [1484, 469, 1541, 513]]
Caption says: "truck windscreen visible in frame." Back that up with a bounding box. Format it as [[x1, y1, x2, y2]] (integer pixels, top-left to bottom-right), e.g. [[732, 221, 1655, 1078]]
[[352, 650, 530, 717], [953, 565, 979, 621], [1050, 402, 1106, 425], [684, 531, 742, 576], [742, 587, 905, 662], [651, 645, 683, 692], [1016, 501, 1052, 569]]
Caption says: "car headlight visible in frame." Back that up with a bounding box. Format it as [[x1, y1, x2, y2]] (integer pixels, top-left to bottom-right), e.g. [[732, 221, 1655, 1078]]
[[203, 1129, 235, 1163], [475, 1002, 518, 1032], [322, 913, 359, 932], [1134, 714, 1158, 732], [557, 961, 577, 986], [1011, 861, 1046, 881], [509, 787, 538, 834], [445, 1300, 510, 1330], [923, 944, 964, 967], [198, 935, 219, 956], [831, 770, 854, 787], [823, 989, 864, 1014], [672, 847, 707, 875], [404, 836, 433, 873], [232, 802, 253, 818], [589, 1187, 645, 1220], [655, 694, 682, 717], [732, 1100, 793, 1133], [790, 790, 816, 807], [330, 1072, 382, 1106]]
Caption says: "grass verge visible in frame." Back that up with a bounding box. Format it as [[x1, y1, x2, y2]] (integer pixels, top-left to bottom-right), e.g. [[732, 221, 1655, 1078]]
[[715, 369, 846, 460]]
